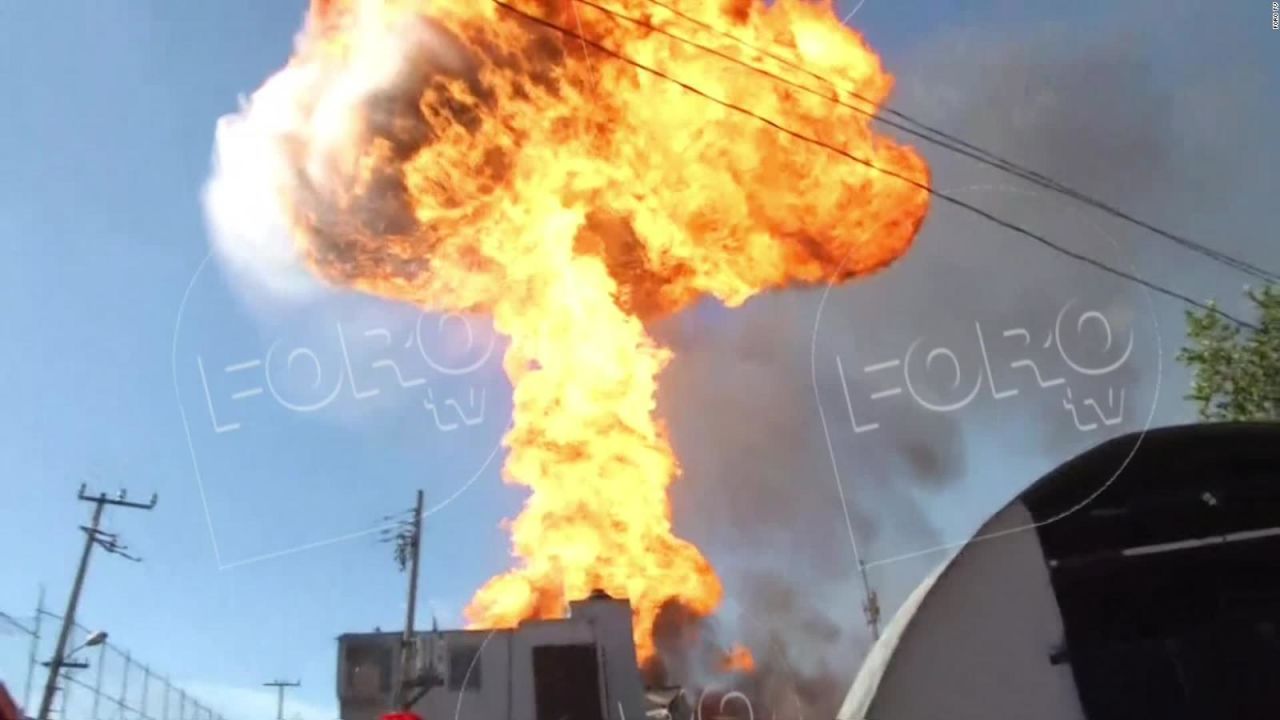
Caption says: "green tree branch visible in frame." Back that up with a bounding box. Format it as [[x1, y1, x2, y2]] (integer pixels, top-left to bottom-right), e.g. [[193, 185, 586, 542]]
[[1178, 284, 1280, 421]]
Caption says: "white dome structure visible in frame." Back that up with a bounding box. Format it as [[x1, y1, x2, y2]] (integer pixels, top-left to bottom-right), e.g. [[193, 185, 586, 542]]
[[840, 423, 1280, 720]]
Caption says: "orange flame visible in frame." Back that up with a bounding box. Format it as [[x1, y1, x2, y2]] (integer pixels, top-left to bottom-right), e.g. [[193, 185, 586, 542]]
[[720, 644, 757, 674], [241, 0, 928, 661]]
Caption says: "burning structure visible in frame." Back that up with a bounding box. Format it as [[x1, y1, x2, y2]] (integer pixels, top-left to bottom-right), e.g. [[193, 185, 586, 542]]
[[338, 589, 778, 720], [210, 0, 928, 690], [338, 591, 651, 720]]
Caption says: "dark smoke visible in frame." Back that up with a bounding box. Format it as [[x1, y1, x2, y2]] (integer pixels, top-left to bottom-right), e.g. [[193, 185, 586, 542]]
[[645, 576, 855, 718], [731, 573, 851, 718], [652, 1, 1276, 712], [646, 600, 718, 688], [655, 290, 963, 573], [652, 290, 964, 716]]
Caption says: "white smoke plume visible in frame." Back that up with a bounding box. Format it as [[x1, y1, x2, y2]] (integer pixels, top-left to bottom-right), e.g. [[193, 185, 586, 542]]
[[201, 7, 471, 307]]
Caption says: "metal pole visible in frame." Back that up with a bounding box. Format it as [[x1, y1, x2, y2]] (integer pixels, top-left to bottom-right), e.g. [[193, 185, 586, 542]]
[[396, 490, 424, 710], [23, 586, 45, 710], [140, 666, 150, 720], [37, 496, 107, 720], [119, 651, 132, 720], [858, 559, 881, 642], [92, 642, 107, 719]]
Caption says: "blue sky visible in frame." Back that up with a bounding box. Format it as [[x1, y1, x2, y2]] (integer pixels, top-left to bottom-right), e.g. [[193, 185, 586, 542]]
[[1, 1, 1275, 719]]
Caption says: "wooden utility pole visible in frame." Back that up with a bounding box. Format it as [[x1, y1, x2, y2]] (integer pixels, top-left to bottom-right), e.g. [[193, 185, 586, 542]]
[[396, 490, 424, 711], [262, 680, 300, 720], [37, 486, 156, 720]]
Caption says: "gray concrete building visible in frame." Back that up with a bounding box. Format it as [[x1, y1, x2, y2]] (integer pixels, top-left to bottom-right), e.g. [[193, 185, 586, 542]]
[[338, 590, 649, 720]]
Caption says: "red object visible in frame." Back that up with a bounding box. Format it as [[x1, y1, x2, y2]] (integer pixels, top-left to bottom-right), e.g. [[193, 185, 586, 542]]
[[382, 713, 421, 720], [0, 683, 21, 720]]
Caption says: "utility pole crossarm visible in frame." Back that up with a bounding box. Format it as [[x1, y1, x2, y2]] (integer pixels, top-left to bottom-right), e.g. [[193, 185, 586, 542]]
[[263, 680, 301, 720], [77, 484, 158, 510]]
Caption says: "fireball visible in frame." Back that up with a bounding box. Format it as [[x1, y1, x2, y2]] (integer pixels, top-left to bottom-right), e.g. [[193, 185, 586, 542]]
[[214, 0, 929, 661]]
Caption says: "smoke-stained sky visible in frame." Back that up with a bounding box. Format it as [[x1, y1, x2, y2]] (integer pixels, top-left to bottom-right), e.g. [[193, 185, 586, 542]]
[[652, 1, 1278, 713]]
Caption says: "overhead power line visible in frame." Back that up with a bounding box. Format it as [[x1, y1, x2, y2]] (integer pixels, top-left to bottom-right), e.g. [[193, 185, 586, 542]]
[[615, 0, 1280, 285], [490, 0, 1260, 330]]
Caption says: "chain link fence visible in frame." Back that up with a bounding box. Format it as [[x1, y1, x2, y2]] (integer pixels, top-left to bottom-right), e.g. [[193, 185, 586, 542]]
[[0, 595, 232, 720]]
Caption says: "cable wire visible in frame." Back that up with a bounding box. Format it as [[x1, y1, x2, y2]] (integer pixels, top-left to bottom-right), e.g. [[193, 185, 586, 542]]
[[491, 0, 1259, 329], [617, 0, 1280, 285]]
